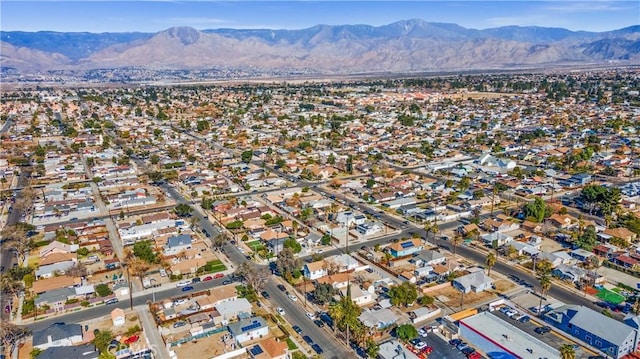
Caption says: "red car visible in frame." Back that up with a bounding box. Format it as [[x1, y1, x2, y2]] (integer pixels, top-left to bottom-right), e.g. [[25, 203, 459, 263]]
[[124, 335, 139, 345], [422, 346, 433, 355], [203, 276, 213, 282], [213, 273, 224, 279], [466, 352, 481, 359]]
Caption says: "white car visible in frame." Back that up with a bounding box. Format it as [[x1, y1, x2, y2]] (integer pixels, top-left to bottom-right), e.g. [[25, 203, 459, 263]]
[[176, 280, 191, 288], [159, 269, 167, 277], [418, 328, 428, 337], [305, 312, 316, 320], [506, 309, 519, 318], [288, 294, 298, 302], [276, 307, 285, 315]]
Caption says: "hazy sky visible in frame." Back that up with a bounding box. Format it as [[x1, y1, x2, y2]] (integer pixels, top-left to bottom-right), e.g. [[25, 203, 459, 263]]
[[1, 1, 638, 33]]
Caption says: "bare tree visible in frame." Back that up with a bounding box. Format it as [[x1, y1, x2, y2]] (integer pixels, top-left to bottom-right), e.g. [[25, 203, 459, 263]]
[[2, 227, 33, 265], [0, 273, 23, 301], [66, 262, 88, 277], [236, 262, 270, 293], [0, 320, 30, 355]]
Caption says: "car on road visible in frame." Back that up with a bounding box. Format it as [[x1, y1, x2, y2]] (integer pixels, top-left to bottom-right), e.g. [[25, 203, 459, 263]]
[[305, 312, 316, 320], [311, 344, 323, 354], [214, 273, 224, 279], [261, 291, 270, 299], [203, 276, 213, 281], [534, 326, 551, 335], [277, 284, 287, 292], [176, 280, 191, 287], [181, 286, 194, 292], [105, 298, 119, 305], [519, 315, 530, 323], [292, 325, 302, 334], [288, 294, 298, 302], [302, 336, 313, 345], [276, 307, 285, 316]]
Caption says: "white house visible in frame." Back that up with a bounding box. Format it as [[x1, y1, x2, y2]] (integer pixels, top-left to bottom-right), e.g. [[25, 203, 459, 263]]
[[303, 260, 328, 280], [228, 317, 269, 344], [453, 271, 494, 294], [111, 308, 126, 327], [163, 234, 193, 256]]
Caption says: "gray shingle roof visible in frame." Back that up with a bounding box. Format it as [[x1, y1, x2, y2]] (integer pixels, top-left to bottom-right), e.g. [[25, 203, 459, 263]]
[[555, 305, 636, 346], [37, 344, 98, 359], [33, 323, 82, 347]]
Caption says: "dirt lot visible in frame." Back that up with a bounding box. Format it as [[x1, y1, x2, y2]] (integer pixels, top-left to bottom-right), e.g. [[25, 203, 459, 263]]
[[429, 278, 516, 308], [171, 331, 238, 359]]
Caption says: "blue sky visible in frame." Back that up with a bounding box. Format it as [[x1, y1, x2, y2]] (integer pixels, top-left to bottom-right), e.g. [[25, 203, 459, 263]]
[[1, 1, 638, 33]]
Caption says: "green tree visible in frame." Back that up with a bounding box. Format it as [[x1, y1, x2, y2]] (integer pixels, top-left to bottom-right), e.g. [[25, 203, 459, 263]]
[[95, 284, 113, 297], [522, 197, 552, 223], [93, 329, 114, 352], [486, 252, 496, 276], [388, 281, 418, 307], [132, 241, 157, 264], [241, 150, 253, 163], [283, 238, 302, 254], [395, 324, 418, 342], [576, 225, 597, 251], [276, 247, 302, 282], [313, 283, 337, 305], [559, 344, 576, 359], [418, 295, 434, 306], [174, 203, 193, 217], [365, 338, 379, 358]]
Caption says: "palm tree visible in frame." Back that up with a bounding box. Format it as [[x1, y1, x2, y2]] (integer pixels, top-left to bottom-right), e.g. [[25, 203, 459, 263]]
[[291, 220, 299, 239], [538, 275, 552, 315], [485, 252, 496, 276], [452, 234, 462, 258], [559, 344, 576, 359], [328, 301, 345, 334]]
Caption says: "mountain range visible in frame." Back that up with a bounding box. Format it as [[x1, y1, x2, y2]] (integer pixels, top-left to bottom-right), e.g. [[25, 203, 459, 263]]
[[2, 19, 640, 76]]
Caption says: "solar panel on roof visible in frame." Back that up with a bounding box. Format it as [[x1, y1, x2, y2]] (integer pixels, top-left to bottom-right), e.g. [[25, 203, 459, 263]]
[[401, 241, 414, 248], [241, 321, 261, 332], [249, 345, 263, 355]]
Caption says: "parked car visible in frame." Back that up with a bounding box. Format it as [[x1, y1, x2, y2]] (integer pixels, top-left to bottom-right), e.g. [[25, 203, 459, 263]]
[[176, 280, 190, 287], [410, 339, 427, 350], [305, 312, 316, 320], [173, 321, 187, 328], [191, 277, 201, 283], [105, 298, 119, 305], [261, 291, 270, 299], [214, 273, 224, 279], [314, 319, 324, 328], [222, 279, 232, 285], [461, 347, 476, 355], [534, 326, 551, 335], [276, 307, 285, 315], [277, 284, 286, 291], [303, 336, 313, 345], [124, 335, 139, 344], [519, 315, 530, 323], [292, 325, 302, 334], [418, 328, 428, 337], [288, 294, 298, 302], [311, 344, 323, 354], [181, 286, 194, 292], [449, 339, 462, 346], [159, 269, 167, 277], [456, 342, 469, 351], [499, 306, 512, 314], [203, 276, 213, 281], [467, 352, 482, 359]]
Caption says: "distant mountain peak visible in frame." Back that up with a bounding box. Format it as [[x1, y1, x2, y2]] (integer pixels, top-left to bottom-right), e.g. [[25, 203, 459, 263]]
[[162, 26, 201, 45]]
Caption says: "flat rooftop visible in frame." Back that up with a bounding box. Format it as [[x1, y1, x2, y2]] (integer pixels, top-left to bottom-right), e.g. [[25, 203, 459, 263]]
[[378, 340, 420, 359], [459, 311, 558, 359]]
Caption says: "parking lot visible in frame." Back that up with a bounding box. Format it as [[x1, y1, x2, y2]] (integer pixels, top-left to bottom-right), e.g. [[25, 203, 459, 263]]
[[428, 334, 468, 359], [492, 306, 596, 359]]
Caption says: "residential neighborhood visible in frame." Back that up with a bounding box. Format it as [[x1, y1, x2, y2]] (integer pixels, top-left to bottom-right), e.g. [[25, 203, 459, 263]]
[[1, 69, 640, 359]]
